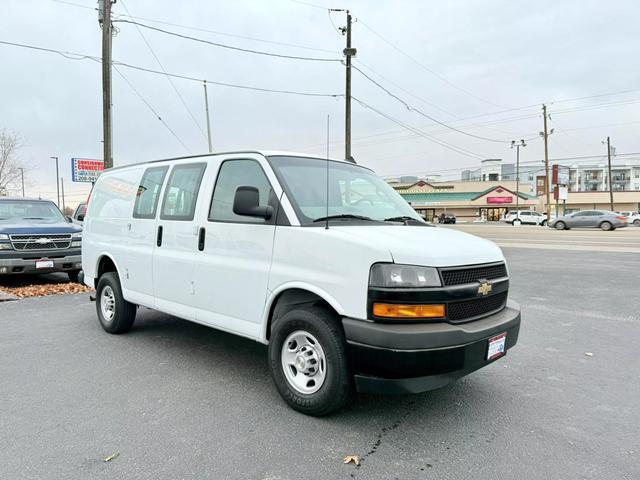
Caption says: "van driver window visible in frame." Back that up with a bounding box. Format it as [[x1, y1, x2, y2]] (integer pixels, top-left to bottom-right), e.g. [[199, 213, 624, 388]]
[[209, 159, 274, 224]]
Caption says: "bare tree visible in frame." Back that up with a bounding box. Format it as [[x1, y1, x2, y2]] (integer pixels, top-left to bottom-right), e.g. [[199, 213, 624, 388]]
[[0, 130, 24, 196]]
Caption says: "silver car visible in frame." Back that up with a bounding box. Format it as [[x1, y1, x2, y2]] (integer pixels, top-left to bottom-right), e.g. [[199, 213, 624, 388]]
[[549, 210, 628, 231]]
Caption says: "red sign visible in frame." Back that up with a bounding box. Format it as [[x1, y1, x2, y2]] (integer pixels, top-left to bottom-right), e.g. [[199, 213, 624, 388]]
[[487, 196, 513, 204]]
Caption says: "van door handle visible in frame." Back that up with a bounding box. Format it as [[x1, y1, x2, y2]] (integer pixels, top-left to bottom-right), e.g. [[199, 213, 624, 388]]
[[198, 227, 205, 251], [157, 225, 163, 247]]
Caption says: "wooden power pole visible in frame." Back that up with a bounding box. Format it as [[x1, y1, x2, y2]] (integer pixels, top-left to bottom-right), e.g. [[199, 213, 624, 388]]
[[100, 0, 114, 169], [343, 11, 354, 162], [542, 104, 551, 222]]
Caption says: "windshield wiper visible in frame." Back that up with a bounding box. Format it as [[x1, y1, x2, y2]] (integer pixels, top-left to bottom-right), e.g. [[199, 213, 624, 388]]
[[384, 216, 426, 225], [313, 214, 376, 223], [22, 217, 47, 220]]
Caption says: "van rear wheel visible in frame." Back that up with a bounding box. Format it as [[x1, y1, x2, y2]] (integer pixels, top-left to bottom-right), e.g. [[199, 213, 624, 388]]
[[96, 272, 136, 334], [268, 307, 352, 416]]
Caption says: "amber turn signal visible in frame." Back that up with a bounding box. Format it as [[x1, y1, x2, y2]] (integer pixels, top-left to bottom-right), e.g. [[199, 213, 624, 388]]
[[372, 303, 445, 319]]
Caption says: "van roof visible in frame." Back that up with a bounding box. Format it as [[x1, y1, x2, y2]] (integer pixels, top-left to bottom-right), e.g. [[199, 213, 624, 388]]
[[108, 150, 356, 172]]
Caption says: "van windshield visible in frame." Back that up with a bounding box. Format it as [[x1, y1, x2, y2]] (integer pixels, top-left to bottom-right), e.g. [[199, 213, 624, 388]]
[[268, 156, 424, 225], [0, 200, 66, 223]]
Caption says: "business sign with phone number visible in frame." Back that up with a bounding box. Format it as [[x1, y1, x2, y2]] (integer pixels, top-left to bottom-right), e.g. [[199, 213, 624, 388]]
[[71, 158, 104, 183]]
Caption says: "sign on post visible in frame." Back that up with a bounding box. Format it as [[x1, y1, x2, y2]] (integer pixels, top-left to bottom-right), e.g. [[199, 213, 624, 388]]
[[71, 158, 104, 183]]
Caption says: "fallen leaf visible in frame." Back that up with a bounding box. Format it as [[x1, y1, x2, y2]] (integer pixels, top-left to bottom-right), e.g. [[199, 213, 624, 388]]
[[584, 352, 594, 357], [103, 453, 120, 462], [343, 455, 361, 466]]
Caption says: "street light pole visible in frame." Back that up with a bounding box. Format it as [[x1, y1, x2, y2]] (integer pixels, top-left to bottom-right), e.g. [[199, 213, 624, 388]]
[[511, 139, 526, 223], [18, 167, 25, 197], [50, 156, 60, 207]]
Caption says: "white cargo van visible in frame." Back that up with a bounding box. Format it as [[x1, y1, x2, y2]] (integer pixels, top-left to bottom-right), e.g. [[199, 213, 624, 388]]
[[83, 151, 521, 415]]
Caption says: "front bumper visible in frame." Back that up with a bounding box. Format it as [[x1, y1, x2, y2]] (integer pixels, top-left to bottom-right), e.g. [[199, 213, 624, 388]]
[[0, 249, 82, 275], [342, 300, 521, 394]]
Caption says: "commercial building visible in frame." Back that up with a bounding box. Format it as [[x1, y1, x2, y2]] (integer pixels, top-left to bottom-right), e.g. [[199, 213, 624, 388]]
[[390, 179, 538, 222], [389, 157, 640, 220]]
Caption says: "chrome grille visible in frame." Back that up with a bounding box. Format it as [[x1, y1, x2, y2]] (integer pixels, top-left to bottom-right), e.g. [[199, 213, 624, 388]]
[[10, 233, 72, 251], [440, 263, 507, 286]]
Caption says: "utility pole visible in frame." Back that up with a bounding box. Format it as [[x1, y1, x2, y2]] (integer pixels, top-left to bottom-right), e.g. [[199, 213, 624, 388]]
[[511, 139, 526, 222], [605, 136, 614, 211], [60, 177, 66, 213], [50, 156, 60, 207], [18, 167, 24, 197], [99, 0, 114, 169], [203, 81, 213, 153], [541, 105, 553, 222], [341, 11, 355, 162]]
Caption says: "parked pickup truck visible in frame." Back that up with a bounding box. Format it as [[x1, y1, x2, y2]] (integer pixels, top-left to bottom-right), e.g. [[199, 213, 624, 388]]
[[0, 197, 83, 282]]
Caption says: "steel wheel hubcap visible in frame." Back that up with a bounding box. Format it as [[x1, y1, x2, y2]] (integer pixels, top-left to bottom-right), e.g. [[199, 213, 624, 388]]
[[101, 285, 116, 321], [281, 330, 326, 394]]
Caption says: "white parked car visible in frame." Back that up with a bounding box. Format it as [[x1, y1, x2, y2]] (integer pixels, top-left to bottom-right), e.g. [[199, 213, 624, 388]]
[[82, 151, 521, 415], [502, 210, 548, 226], [617, 211, 640, 226]]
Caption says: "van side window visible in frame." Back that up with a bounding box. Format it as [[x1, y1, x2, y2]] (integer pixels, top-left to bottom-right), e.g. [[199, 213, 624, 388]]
[[209, 159, 275, 224], [133, 166, 168, 219], [160, 163, 207, 221]]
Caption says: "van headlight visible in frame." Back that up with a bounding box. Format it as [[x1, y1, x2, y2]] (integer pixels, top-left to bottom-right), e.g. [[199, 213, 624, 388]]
[[369, 263, 441, 288]]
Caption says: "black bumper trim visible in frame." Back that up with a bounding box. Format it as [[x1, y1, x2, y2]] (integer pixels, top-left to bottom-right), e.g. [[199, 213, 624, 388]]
[[344, 301, 521, 394], [344, 300, 520, 350]]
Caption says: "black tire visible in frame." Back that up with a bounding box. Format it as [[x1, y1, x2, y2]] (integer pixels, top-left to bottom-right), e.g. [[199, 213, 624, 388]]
[[512, 219, 521, 226], [634, 219, 640, 226], [541, 220, 547, 227], [268, 307, 352, 416], [555, 221, 566, 230], [600, 221, 612, 231], [67, 270, 81, 283], [96, 272, 136, 334]]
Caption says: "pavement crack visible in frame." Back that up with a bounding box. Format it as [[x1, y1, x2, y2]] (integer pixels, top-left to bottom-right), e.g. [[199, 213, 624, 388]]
[[349, 399, 417, 478]]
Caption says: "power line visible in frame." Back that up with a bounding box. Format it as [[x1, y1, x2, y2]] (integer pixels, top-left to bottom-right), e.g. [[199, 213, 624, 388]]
[[378, 152, 640, 178], [352, 96, 485, 159], [0, 40, 343, 98], [356, 17, 503, 108], [113, 19, 343, 62], [113, 65, 192, 153], [50, 0, 96, 11], [352, 64, 512, 144], [49, 0, 338, 54], [289, 0, 330, 10], [119, 0, 207, 142]]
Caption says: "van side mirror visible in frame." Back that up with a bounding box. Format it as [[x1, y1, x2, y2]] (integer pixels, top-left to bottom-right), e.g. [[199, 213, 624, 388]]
[[233, 186, 273, 220], [77, 214, 85, 222]]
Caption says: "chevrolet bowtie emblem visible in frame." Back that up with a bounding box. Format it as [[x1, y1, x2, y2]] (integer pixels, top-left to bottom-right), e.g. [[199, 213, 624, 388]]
[[477, 282, 492, 296]]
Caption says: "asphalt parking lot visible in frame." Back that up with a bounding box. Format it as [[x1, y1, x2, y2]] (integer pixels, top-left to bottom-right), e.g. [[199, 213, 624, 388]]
[[1, 226, 639, 479]]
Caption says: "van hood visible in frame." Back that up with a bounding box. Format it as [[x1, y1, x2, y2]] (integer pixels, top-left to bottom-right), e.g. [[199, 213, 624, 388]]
[[332, 225, 504, 267], [0, 222, 82, 235]]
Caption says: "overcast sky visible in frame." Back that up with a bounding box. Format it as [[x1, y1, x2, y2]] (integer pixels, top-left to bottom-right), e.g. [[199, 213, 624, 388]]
[[2, 0, 639, 206]]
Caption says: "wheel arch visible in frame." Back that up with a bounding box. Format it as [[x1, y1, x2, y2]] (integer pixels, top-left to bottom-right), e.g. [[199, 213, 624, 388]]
[[95, 253, 122, 283], [262, 284, 345, 343]]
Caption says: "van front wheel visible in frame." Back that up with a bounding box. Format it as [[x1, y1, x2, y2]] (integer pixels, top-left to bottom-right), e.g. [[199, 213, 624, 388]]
[[96, 272, 136, 334], [268, 307, 352, 416]]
